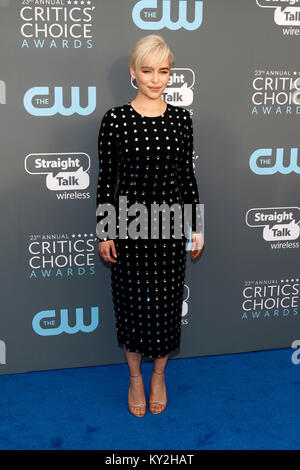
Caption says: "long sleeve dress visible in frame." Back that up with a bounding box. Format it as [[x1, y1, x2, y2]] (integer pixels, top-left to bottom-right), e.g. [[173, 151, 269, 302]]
[[96, 101, 203, 358]]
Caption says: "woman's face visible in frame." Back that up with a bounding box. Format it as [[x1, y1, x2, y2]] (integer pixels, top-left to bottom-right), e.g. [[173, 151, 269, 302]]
[[131, 55, 170, 99]]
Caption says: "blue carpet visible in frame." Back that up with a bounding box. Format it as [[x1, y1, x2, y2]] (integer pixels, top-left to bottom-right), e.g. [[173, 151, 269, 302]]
[[0, 348, 298, 450]]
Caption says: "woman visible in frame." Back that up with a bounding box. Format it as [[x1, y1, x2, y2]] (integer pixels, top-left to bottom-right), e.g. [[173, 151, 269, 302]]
[[96, 34, 204, 417]]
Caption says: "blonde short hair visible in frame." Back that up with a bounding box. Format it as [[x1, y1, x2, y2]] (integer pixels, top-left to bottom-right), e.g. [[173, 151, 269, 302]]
[[129, 34, 174, 73]]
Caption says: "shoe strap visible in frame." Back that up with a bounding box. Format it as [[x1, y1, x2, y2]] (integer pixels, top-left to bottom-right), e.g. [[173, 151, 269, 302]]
[[153, 370, 165, 375], [149, 401, 167, 405], [130, 373, 141, 378], [128, 404, 146, 407]]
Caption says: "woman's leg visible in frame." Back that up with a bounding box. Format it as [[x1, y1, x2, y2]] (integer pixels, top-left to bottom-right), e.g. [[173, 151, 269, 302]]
[[153, 354, 168, 373], [123, 344, 146, 416], [149, 354, 168, 413]]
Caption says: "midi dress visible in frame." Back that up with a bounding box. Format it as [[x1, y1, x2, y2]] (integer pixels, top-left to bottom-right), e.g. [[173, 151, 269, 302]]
[[96, 101, 203, 359]]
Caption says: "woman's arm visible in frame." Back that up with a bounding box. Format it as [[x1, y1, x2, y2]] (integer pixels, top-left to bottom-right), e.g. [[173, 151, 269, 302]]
[[176, 109, 203, 236], [96, 109, 119, 242]]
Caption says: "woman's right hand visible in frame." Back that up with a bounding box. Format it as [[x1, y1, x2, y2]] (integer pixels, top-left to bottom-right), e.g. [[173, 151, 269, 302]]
[[98, 240, 118, 263]]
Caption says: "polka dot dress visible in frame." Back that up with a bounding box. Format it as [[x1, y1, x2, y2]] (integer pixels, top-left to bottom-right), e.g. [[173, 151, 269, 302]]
[[96, 102, 202, 358]]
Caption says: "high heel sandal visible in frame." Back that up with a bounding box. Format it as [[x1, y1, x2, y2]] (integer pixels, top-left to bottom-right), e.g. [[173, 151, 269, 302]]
[[128, 373, 147, 417], [149, 370, 167, 414]]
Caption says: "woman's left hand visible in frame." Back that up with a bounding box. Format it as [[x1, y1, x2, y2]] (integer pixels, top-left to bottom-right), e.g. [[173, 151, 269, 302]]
[[190, 232, 204, 260]]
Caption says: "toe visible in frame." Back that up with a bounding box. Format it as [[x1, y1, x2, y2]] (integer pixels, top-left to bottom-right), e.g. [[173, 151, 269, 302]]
[[151, 404, 159, 413]]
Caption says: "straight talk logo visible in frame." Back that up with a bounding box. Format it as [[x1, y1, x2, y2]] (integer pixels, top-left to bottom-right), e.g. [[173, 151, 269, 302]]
[[0, 80, 6, 104]]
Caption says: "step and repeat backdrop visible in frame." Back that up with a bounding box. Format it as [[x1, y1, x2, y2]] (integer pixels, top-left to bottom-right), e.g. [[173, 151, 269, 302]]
[[0, 0, 299, 374]]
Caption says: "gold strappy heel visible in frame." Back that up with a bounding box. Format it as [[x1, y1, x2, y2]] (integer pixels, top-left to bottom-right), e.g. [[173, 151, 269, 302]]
[[128, 373, 147, 417], [149, 370, 167, 414]]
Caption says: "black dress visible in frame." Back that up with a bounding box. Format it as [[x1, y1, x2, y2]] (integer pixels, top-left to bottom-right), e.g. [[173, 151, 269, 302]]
[[96, 101, 203, 359]]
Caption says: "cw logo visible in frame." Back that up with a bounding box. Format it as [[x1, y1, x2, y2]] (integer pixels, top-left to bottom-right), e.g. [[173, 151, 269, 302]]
[[0, 80, 6, 104], [23, 86, 96, 116], [32, 307, 99, 336], [249, 148, 300, 175], [132, 0, 203, 30], [0, 340, 6, 365]]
